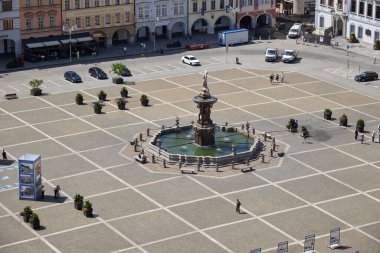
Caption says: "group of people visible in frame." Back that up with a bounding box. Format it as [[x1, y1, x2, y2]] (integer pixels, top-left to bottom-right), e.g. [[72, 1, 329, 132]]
[[355, 125, 380, 143], [269, 72, 285, 84]]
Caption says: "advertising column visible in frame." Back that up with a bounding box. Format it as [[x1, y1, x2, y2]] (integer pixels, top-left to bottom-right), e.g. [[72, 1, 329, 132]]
[[18, 154, 42, 200]]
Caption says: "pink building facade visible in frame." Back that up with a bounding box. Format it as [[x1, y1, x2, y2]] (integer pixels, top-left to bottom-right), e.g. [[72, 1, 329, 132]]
[[236, 0, 276, 30]]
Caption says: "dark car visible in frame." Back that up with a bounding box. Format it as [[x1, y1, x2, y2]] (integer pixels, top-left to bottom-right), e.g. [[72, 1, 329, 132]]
[[120, 68, 132, 77], [89, 67, 108, 79], [354, 71, 378, 82], [64, 71, 82, 83]]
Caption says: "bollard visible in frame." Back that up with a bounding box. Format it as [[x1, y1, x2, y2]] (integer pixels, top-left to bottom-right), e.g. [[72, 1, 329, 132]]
[[197, 159, 201, 171], [231, 161, 235, 170], [134, 142, 138, 152], [268, 35, 271, 40], [314, 40, 317, 47], [246, 159, 250, 166], [162, 159, 166, 168], [270, 148, 273, 157], [151, 154, 155, 163], [216, 163, 219, 172], [179, 161, 182, 169], [261, 154, 265, 163], [264, 132, 267, 141], [259, 36, 262, 41], [252, 127, 255, 135], [147, 128, 150, 137], [141, 148, 144, 155], [139, 133, 143, 141]]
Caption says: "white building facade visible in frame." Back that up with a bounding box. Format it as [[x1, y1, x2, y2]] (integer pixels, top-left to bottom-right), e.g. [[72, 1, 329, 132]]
[[315, 0, 380, 43], [0, 0, 21, 56], [135, 0, 188, 41]]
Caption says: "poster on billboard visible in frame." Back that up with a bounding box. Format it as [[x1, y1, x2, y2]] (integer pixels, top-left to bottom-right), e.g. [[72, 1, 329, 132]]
[[329, 228, 341, 249], [304, 234, 315, 252], [18, 154, 42, 200], [250, 248, 261, 253], [277, 241, 288, 253]]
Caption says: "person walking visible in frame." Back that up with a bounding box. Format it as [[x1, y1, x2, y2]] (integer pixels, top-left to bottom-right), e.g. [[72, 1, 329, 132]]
[[372, 131, 376, 142], [54, 185, 61, 199], [281, 72, 285, 83], [2, 149, 7, 160], [236, 199, 241, 214], [355, 129, 358, 140], [269, 74, 274, 85], [123, 46, 127, 55], [361, 133, 364, 144], [275, 74, 279, 83]]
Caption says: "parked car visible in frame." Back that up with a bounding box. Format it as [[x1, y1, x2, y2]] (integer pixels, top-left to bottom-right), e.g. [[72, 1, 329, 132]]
[[120, 68, 132, 77], [282, 49, 297, 63], [265, 48, 278, 62], [181, 55, 201, 66], [89, 67, 108, 79], [64, 71, 82, 83], [354, 71, 378, 82]]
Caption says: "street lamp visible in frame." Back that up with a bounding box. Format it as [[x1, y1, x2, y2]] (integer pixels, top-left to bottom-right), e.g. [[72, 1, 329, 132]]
[[62, 25, 77, 62], [153, 17, 159, 53]]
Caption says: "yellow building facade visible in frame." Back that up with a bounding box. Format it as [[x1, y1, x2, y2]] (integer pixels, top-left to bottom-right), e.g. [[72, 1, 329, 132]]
[[62, 0, 135, 46]]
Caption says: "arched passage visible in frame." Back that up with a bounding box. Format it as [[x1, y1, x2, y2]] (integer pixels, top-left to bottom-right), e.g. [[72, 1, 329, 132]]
[[0, 39, 16, 56], [92, 31, 107, 46], [214, 16, 231, 32], [257, 14, 272, 27], [112, 29, 129, 44], [171, 22, 185, 37], [239, 15, 252, 29], [191, 19, 208, 34], [155, 25, 168, 38], [137, 26, 150, 41]]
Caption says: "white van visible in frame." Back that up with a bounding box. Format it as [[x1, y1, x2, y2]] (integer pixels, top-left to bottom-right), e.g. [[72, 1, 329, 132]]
[[288, 23, 302, 39]]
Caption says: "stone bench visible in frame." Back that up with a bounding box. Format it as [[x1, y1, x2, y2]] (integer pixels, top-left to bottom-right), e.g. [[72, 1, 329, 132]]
[[241, 167, 254, 173], [4, 93, 18, 100], [180, 168, 197, 174]]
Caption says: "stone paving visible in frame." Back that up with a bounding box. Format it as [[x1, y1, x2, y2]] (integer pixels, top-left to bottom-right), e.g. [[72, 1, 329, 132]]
[[0, 68, 380, 253]]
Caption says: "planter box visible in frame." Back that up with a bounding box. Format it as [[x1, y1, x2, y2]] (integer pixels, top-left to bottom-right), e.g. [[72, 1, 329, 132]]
[[340, 118, 348, 127], [290, 127, 298, 133], [121, 92, 128, 98], [112, 78, 124, 84], [98, 95, 107, 101], [141, 100, 149, 106], [30, 89, 42, 96], [94, 107, 102, 114], [83, 208, 93, 217], [117, 103, 126, 110], [74, 201, 83, 210], [324, 112, 332, 120], [75, 98, 83, 105], [31, 220, 40, 230], [23, 213, 31, 223], [356, 125, 364, 132]]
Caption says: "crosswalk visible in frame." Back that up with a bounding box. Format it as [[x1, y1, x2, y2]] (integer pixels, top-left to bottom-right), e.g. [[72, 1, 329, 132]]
[[0, 166, 18, 191], [323, 67, 357, 80]]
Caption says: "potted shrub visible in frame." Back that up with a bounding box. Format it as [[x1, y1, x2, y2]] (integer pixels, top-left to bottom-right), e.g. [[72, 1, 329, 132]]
[[324, 109, 332, 120], [29, 79, 43, 96], [73, 193, 84, 210], [20, 206, 33, 223], [98, 90, 107, 101], [75, 93, 84, 105], [286, 118, 298, 132], [82, 200, 93, 217], [93, 101, 103, 114], [340, 114, 348, 127], [112, 76, 124, 84], [120, 86, 128, 98], [29, 213, 40, 230], [115, 98, 126, 110], [140, 94, 149, 106], [356, 119, 365, 132], [111, 63, 127, 76]]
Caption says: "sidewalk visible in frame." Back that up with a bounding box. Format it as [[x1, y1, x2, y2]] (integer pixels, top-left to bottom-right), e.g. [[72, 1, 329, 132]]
[[333, 36, 380, 60], [0, 33, 219, 74]]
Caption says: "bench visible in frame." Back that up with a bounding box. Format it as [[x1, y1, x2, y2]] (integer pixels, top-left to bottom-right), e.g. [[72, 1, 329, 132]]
[[134, 155, 146, 164], [180, 168, 197, 174], [241, 167, 254, 173], [4, 93, 18, 100]]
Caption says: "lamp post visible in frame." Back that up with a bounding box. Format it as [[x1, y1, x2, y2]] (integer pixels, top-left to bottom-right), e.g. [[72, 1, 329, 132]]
[[62, 25, 77, 62], [153, 17, 159, 53]]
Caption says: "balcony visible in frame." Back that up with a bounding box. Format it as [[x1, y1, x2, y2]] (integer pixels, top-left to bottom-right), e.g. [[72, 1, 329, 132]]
[[22, 3, 61, 10]]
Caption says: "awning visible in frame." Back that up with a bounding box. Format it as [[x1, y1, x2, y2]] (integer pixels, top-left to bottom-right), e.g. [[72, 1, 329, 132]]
[[60, 38, 78, 44], [92, 32, 106, 38], [43, 41, 60, 46], [76, 37, 93, 42], [26, 42, 45, 49]]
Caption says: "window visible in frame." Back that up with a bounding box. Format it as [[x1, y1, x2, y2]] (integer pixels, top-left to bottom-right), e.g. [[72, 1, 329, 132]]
[[125, 11, 130, 22], [375, 31, 379, 41], [319, 16, 324, 27], [85, 0, 90, 7], [48, 0, 54, 5], [202, 1, 206, 11], [359, 1, 364, 14], [3, 19, 13, 30], [174, 2, 179, 15], [144, 8, 149, 18], [328, 0, 333, 7], [367, 3, 373, 17], [85, 16, 90, 26], [193, 2, 197, 12], [138, 7, 143, 19], [64, 0, 69, 9], [350, 0, 356, 12], [26, 18, 32, 29], [105, 0, 110, 5], [76, 17, 81, 27], [220, 0, 224, 9], [49, 15, 55, 26], [161, 4, 167, 16], [156, 5, 160, 16], [115, 0, 120, 4], [337, 0, 342, 9], [38, 16, 44, 28], [125, 0, 130, 3], [65, 18, 70, 26], [179, 2, 184, 14], [95, 15, 100, 25], [320, 0, 326, 6], [350, 24, 355, 34], [75, 0, 80, 8], [37, 0, 42, 6], [2, 1, 12, 11], [377, 5, 380, 19], [358, 26, 363, 38], [105, 14, 111, 24], [229, 0, 233, 7], [26, 0, 31, 7], [95, 0, 99, 6], [115, 13, 120, 23], [211, 0, 215, 9], [248, 0, 252, 5]]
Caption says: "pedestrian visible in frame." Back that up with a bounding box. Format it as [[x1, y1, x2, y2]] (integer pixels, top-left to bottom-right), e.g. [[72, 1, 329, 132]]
[[372, 131, 376, 142], [275, 74, 279, 82], [361, 133, 364, 144], [236, 199, 241, 214], [355, 129, 358, 140], [123, 46, 127, 55], [54, 185, 61, 199], [374, 57, 377, 64], [269, 74, 274, 84], [76, 50, 79, 60], [2, 149, 7, 160], [281, 72, 285, 83], [378, 132, 380, 143]]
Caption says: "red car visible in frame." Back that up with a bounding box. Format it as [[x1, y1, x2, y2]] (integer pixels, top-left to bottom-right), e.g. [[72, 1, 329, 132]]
[[185, 43, 209, 50]]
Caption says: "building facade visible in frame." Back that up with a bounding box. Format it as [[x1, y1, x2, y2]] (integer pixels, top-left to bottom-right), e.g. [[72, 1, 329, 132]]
[[62, 0, 135, 46], [19, 0, 62, 40], [135, 0, 187, 41], [236, 0, 276, 30], [0, 0, 21, 56], [315, 0, 380, 44]]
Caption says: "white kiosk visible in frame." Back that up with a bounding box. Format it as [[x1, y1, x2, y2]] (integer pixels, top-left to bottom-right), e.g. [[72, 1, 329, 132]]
[[18, 154, 42, 200]]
